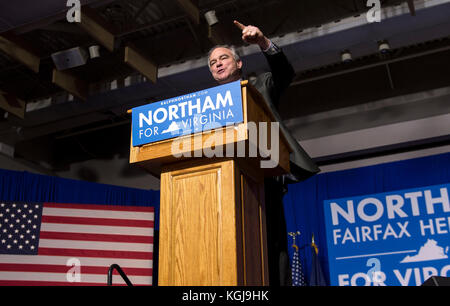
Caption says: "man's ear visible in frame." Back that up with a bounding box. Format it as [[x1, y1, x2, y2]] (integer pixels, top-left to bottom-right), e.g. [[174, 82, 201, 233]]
[[237, 60, 243, 69]]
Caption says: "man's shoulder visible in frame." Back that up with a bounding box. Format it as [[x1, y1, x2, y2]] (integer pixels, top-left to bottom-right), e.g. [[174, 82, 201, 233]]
[[249, 72, 273, 88]]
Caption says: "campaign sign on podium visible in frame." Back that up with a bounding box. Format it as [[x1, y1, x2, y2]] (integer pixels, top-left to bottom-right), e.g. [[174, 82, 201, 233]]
[[324, 183, 450, 286], [131, 80, 243, 146]]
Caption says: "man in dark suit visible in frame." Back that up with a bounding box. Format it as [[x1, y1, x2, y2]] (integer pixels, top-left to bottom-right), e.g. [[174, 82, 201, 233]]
[[208, 21, 320, 285]]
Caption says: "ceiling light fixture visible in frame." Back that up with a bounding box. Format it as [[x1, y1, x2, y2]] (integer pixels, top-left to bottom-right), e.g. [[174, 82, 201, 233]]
[[88, 45, 100, 59], [378, 40, 391, 54], [341, 50, 352, 63], [204, 10, 219, 26]]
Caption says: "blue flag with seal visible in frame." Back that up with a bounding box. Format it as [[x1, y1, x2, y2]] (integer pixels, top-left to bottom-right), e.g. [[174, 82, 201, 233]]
[[323, 183, 450, 286], [131, 80, 243, 146], [309, 236, 327, 286]]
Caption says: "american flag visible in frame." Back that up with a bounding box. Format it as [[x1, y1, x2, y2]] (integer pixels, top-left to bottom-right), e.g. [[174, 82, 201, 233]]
[[291, 245, 306, 286], [0, 202, 154, 286]]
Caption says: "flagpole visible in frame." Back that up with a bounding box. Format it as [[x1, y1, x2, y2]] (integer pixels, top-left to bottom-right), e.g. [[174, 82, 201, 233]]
[[288, 231, 306, 286], [311, 233, 318, 255], [309, 232, 327, 286]]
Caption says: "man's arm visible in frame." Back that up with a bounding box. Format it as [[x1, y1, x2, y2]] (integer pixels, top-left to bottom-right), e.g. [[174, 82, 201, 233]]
[[262, 44, 295, 106], [234, 21, 320, 178], [234, 20, 295, 106]]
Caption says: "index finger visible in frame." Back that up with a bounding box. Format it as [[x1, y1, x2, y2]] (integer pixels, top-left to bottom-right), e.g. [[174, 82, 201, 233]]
[[233, 20, 246, 31]]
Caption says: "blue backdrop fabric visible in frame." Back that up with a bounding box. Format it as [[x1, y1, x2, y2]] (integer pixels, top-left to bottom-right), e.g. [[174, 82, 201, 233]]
[[0, 168, 160, 229], [283, 152, 450, 285]]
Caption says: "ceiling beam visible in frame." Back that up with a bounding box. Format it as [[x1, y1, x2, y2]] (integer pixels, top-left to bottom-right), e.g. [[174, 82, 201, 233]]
[[407, 0, 416, 16], [52, 69, 88, 101], [124, 45, 158, 83], [2, 0, 117, 34], [78, 5, 116, 52], [78, 5, 159, 83], [0, 90, 26, 119], [0, 33, 40, 73], [176, 0, 200, 25], [208, 24, 226, 45], [185, 17, 204, 53]]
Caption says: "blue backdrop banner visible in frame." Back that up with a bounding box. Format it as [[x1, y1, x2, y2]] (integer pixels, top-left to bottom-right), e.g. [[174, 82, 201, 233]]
[[283, 152, 450, 286], [324, 183, 450, 286]]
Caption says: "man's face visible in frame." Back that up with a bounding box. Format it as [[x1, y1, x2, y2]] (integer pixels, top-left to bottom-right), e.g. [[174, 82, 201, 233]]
[[209, 47, 242, 84]]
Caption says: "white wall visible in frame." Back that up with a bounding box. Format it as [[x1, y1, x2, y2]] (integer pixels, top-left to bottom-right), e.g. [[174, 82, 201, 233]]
[[290, 86, 450, 173]]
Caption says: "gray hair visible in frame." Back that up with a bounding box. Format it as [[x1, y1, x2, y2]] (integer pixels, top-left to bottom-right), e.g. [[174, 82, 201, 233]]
[[207, 45, 241, 68]]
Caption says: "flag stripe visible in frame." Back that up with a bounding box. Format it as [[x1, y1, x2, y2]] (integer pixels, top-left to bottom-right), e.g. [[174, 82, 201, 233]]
[[0, 280, 112, 286], [43, 207, 154, 221], [41, 215, 154, 228], [44, 202, 155, 213], [38, 239, 153, 252], [0, 202, 155, 286], [40, 222, 153, 236], [0, 254, 152, 268], [0, 264, 152, 276], [0, 271, 152, 284], [39, 231, 153, 243], [38, 247, 152, 260]]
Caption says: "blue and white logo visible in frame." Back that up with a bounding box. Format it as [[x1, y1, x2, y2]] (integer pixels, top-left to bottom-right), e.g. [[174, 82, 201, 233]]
[[131, 80, 243, 146], [323, 183, 450, 286]]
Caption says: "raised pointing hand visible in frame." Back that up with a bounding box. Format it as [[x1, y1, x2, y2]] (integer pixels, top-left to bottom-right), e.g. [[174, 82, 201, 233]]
[[233, 20, 271, 50]]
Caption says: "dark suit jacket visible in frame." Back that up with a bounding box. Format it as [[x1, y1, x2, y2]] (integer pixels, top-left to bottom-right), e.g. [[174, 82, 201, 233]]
[[249, 48, 320, 181]]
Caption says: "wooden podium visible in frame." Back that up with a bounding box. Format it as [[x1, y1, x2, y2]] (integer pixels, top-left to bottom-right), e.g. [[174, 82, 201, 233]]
[[129, 81, 292, 286]]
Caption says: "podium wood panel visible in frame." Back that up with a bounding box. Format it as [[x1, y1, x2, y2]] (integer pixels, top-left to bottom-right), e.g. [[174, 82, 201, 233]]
[[158, 158, 268, 286], [236, 162, 269, 285], [159, 160, 238, 285]]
